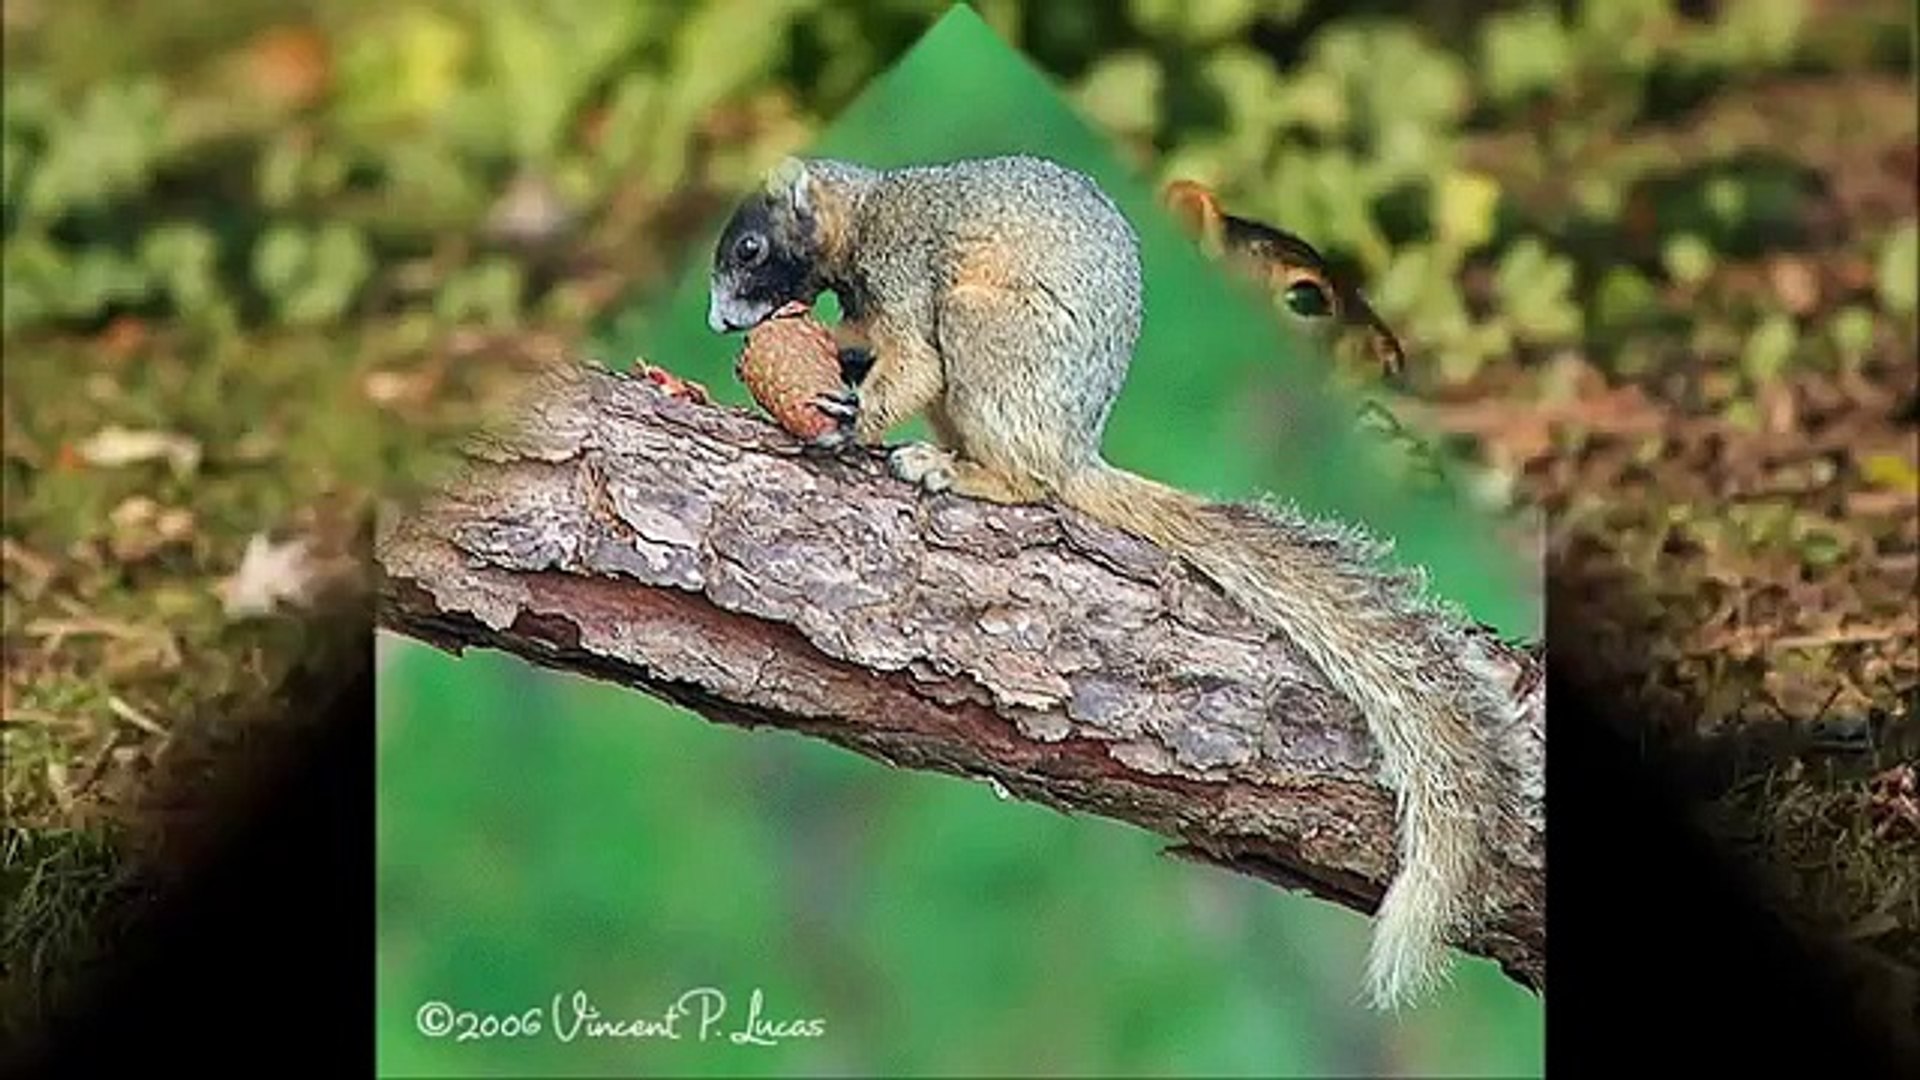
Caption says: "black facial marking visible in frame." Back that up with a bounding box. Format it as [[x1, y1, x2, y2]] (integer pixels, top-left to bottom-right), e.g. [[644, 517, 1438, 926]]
[[837, 345, 875, 385], [1222, 215, 1329, 274], [713, 192, 817, 316]]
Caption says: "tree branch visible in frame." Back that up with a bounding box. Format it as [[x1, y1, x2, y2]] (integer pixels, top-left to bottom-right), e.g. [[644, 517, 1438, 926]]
[[375, 362, 1546, 992]]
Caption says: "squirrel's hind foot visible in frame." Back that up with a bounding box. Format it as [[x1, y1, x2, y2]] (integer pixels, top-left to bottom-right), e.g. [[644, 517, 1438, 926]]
[[890, 444, 1045, 505], [888, 443, 957, 492]]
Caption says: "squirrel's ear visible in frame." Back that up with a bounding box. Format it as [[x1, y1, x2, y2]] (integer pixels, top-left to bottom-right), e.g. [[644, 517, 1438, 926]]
[[1162, 179, 1226, 258], [767, 157, 813, 217]]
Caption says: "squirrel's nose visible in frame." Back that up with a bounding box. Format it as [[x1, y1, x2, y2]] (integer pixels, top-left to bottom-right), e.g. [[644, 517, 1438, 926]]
[[707, 297, 731, 334]]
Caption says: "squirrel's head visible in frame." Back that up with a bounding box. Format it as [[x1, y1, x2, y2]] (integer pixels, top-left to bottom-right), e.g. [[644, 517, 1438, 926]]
[[1161, 180, 1406, 377], [707, 158, 825, 334]]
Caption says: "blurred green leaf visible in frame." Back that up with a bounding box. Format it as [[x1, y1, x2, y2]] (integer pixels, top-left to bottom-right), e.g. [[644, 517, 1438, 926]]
[[1740, 312, 1799, 383], [1593, 265, 1659, 333], [252, 224, 310, 300], [334, 7, 472, 132], [1074, 51, 1162, 138], [256, 132, 309, 209], [1202, 46, 1283, 136], [251, 222, 372, 326], [1662, 233, 1717, 288], [20, 79, 170, 224], [1825, 305, 1876, 364], [1859, 453, 1919, 493], [1130, 0, 1262, 45], [140, 222, 224, 319], [658, 0, 811, 183], [1704, 175, 1746, 228], [483, 7, 573, 161], [1876, 220, 1916, 316], [1709, 0, 1807, 67], [1479, 6, 1573, 108], [1496, 238, 1582, 341], [1574, 0, 1669, 74], [1433, 169, 1501, 252], [435, 257, 526, 327]]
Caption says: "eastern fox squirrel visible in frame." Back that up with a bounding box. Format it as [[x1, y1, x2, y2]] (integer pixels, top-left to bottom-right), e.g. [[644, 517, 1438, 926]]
[[1161, 179, 1406, 378], [1160, 180, 1453, 494], [706, 155, 1520, 1010]]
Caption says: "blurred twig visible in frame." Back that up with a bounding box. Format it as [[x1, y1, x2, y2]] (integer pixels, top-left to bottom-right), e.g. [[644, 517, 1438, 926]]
[[374, 361, 1547, 993]]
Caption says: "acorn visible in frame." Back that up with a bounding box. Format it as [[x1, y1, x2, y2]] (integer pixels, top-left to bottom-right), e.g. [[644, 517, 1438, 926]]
[[736, 300, 848, 442]]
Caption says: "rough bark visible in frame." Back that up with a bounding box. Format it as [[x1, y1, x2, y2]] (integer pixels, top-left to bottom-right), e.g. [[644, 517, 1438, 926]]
[[375, 362, 1546, 992]]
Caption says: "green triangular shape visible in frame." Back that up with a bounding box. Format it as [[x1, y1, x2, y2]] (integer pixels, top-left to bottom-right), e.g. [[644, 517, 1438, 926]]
[[595, 3, 1537, 636]]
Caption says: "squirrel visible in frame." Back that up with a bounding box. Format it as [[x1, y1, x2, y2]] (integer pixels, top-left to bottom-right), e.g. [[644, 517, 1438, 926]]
[[706, 154, 1520, 1010], [1160, 179, 1406, 379], [1159, 180, 1454, 494]]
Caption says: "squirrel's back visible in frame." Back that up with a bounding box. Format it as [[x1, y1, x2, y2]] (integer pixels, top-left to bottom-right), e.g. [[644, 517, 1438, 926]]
[[825, 156, 1145, 458], [846, 156, 1142, 318]]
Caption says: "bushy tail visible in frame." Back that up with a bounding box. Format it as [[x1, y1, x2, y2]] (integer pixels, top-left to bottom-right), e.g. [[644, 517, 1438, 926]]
[[1058, 461, 1511, 1009]]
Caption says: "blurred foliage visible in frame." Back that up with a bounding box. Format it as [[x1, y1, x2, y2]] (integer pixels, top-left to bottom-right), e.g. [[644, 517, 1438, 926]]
[[3, 0, 1908, 388]]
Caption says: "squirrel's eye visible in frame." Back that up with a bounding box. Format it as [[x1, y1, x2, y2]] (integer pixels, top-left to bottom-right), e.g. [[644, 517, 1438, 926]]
[[1283, 280, 1334, 319], [734, 234, 767, 266]]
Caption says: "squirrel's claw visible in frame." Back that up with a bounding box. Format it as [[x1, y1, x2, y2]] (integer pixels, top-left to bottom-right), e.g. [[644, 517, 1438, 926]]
[[813, 388, 860, 421], [805, 388, 861, 451]]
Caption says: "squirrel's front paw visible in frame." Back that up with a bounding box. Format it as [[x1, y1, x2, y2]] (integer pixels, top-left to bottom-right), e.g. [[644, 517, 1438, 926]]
[[805, 388, 861, 451], [888, 443, 956, 493]]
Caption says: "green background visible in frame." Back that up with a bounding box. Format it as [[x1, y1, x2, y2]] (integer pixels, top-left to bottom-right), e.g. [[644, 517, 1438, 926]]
[[377, 8, 1542, 1077]]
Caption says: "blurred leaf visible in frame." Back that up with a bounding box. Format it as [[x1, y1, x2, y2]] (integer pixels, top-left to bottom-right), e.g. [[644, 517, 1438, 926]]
[[251, 221, 371, 326], [1202, 46, 1282, 136], [256, 131, 310, 208], [1130, 0, 1262, 44], [252, 224, 310, 300], [68, 248, 153, 316], [1594, 266, 1660, 331], [659, 0, 810, 183], [1662, 233, 1717, 288], [1495, 238, 1582, 341], [1276, 67, 1348, 137], [1308, 24, 1468, 185], [482, 7, 573, 161], [334, 7, 471, 131], [1479, 6, 1573, 108], [1825, 305, 1876, 364], [1859, 453, 1919, 494], [1574, 0, 1669, 74], [1434, 169, 1501, 252], [1740, 312, 1799, 384], [20, 79, 171, 223], [1075, 51, 1162, 138], [1704, 175, 1746, 228], [435, 257, 526, 327], [1709, 0, 1807, 67], [217, 532, 320, 618], [1876, 220, 1916, 316], [139, 222, 224, 321], [595, 72, 665, 173], [75, 426, 202, 476]]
